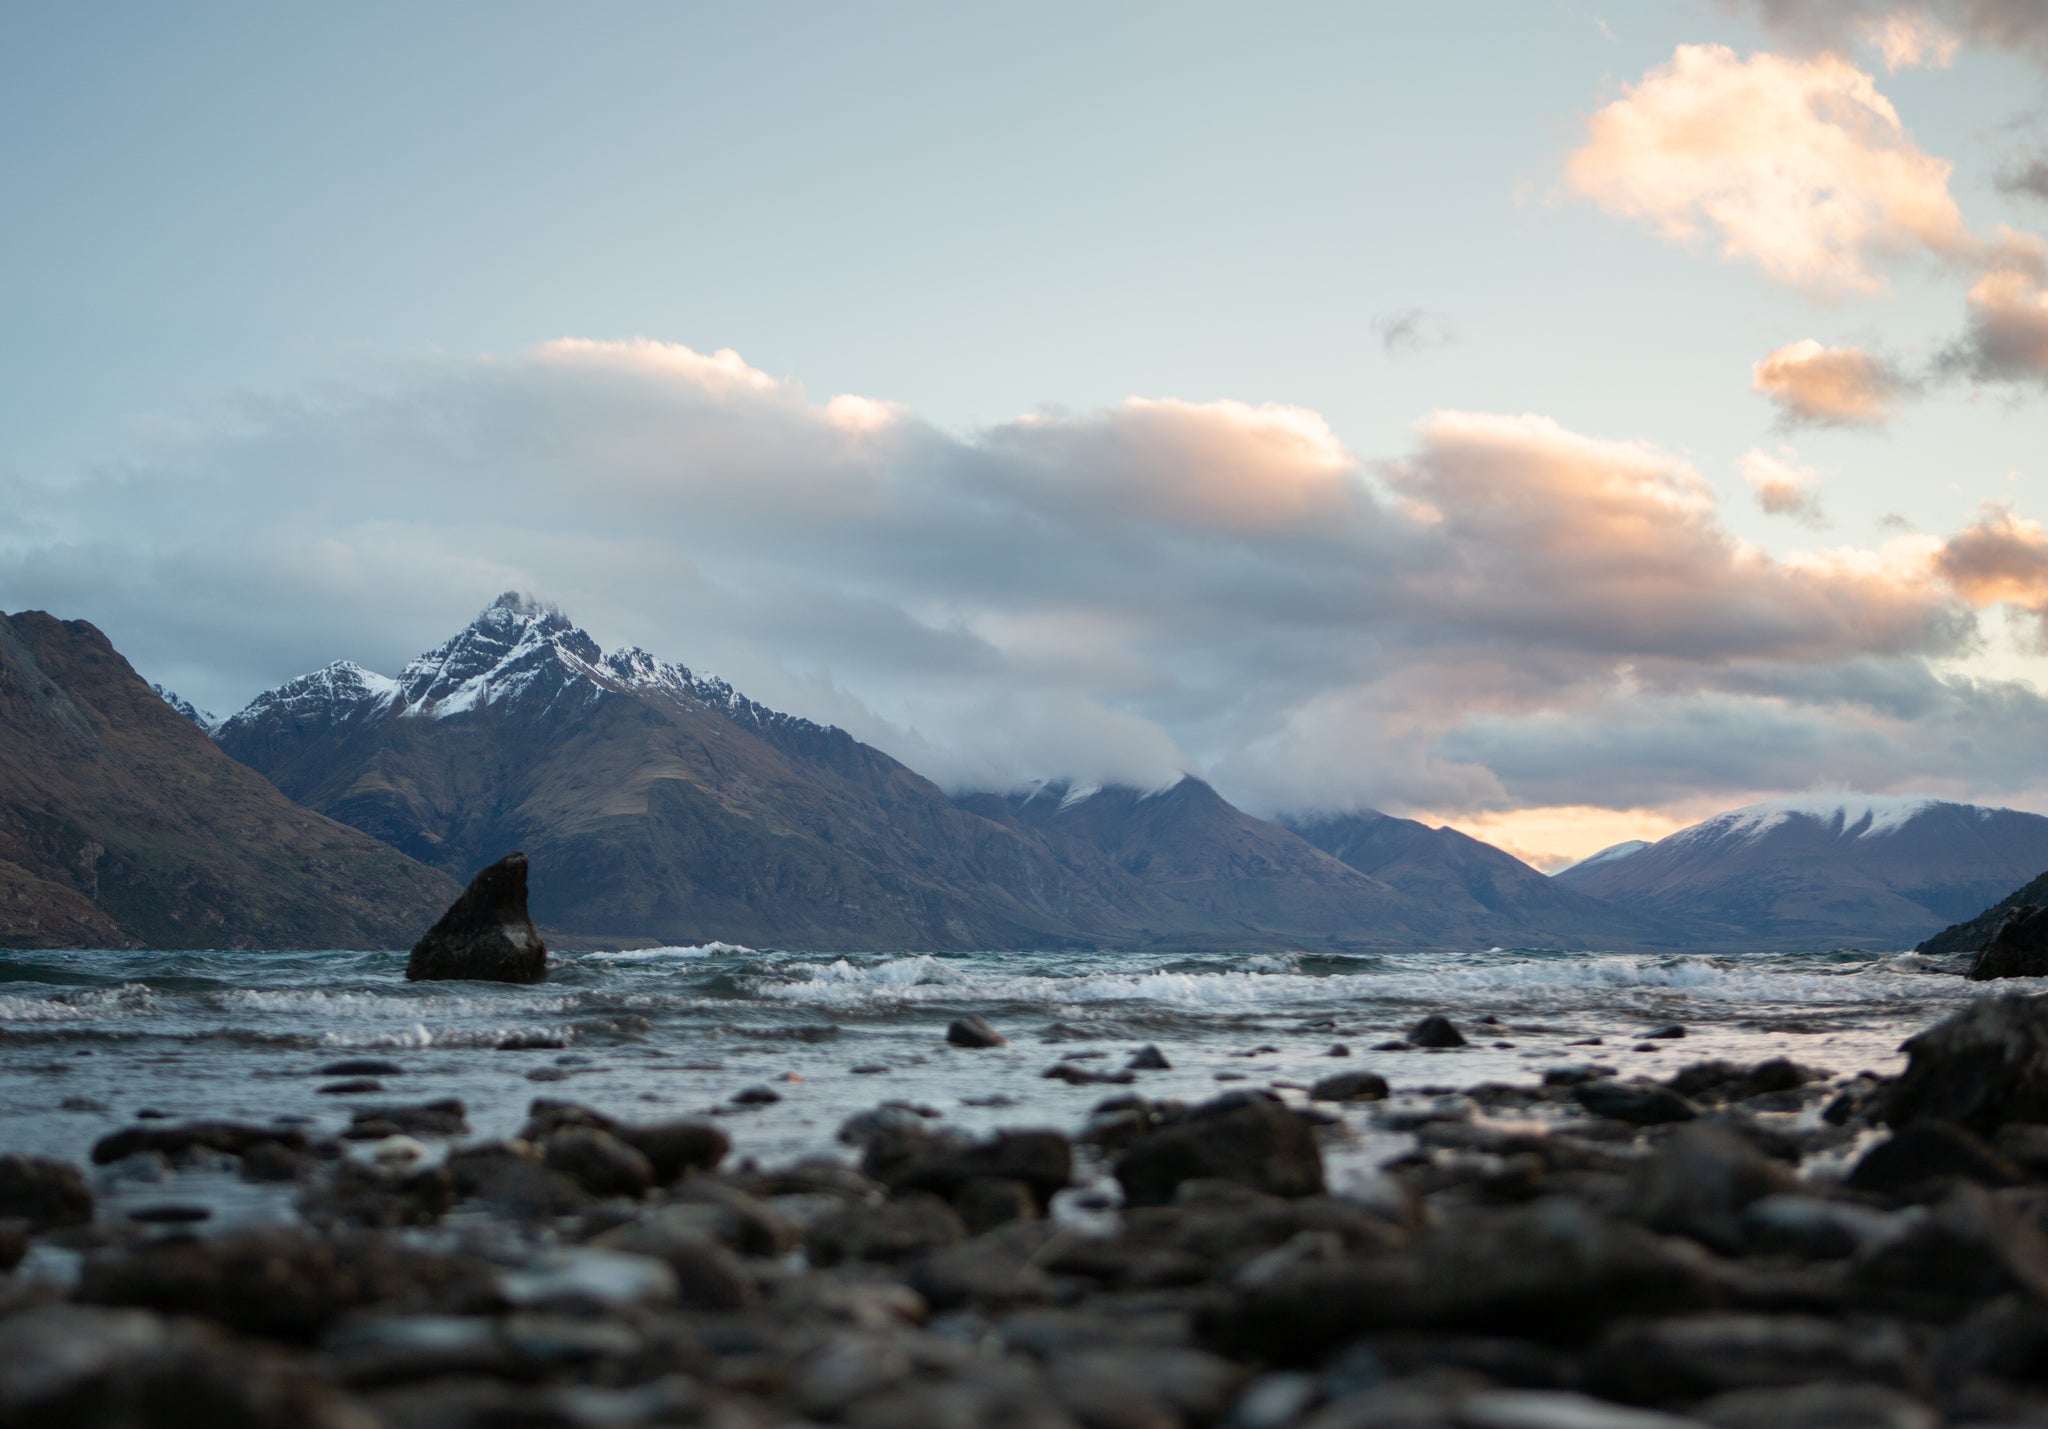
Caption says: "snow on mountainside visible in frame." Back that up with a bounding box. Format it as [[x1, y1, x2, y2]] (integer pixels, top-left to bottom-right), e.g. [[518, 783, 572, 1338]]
[[216, 592, 829, 745], [1555, 795, 2048, 950], [1555, 839, 1650, 877], [150, 684, 219, 732], [1667, 795, 1962, 847]]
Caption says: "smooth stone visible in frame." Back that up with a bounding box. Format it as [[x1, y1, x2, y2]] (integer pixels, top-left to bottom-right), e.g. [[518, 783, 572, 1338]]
[[127, 1204, 212, 1224], [1408, 1015, 1468, 1049], [0, 1153, 94, 1230], [946, 1015, 1007, 1049], [1845, 1120, 2023, 1198], [1573, 1080, 1700, 1126], [1626, 1124, 1795, 1254], [1115, 1092, 1324, 1208], [1882, 994, 2048, 1134], [316, 1059, 404, 1077], [542, 1127, 655, 1198], [1309, 1071, 1391, 1103], [316, 1079, 383, 1096], [1127, 1045, 1172, 1071]]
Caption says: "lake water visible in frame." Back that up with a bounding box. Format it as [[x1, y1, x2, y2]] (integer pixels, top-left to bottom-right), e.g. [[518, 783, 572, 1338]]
[[0, 942, 2000, 1224]]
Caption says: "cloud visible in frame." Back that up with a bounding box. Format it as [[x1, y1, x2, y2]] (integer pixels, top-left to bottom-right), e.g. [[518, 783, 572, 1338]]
[[1997, 153, 2048, 203], [1722, 1, 2048, 68], [1752, 339, 1913, 425], [1371, 309, 1457, 358], [4, 338, 2043, 830], [1943, 229, 2048, 384], [1742, 449, 1827, 524], [1935, 504, 2048, 634], [1564, 44, 1969, 296]]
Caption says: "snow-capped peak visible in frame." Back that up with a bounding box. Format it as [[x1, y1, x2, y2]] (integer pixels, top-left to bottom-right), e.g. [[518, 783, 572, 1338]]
[[1675, 794, 1968, 847], [217, 593, 836, 743], [151, 683, 220, 732], [1555, 838, 1650, 876]]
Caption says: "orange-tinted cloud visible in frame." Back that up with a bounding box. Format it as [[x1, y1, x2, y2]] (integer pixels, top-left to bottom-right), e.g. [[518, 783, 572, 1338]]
[[1741, 449, 1826, 524], [1947, 231, 2048, 385], [1752, 339, 1911, 425], [1565, 44, 1968, 296], [1383, 411, 1949, 661], [1937, 505, 2048, 621]]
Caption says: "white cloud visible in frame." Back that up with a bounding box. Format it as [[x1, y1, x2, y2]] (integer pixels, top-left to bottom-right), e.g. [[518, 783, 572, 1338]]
[[1565, 44, 1969, 297], [5, 339, 2045, 827]]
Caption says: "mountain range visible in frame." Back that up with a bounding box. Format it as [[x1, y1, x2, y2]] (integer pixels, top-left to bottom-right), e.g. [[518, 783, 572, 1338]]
[[210, 594, 1679, 952], [12, 593, 2048, 954], [1552, 796, 2048, 952], [0, 610, 455, 949]]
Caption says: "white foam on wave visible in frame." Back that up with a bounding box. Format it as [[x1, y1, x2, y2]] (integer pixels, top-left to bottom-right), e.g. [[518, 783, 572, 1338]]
[[582, 942, 754, 963], [750, 951, 1986, 1013], [0, 983, 160, 1023], [780, 955, 969, 989], [215, 987, 588, 1019]]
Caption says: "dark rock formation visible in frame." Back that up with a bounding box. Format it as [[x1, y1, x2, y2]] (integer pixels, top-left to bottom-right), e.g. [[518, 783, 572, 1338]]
[[1968, 903, 2048, 980], [404, 853, 547, 984], [1883, 994, 2048, 1134]]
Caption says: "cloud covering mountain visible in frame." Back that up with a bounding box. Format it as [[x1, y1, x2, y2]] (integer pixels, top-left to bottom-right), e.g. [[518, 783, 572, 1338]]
[[7, 338, 2048, 857]]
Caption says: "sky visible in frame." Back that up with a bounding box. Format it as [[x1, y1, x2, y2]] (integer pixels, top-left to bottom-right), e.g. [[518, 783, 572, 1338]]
[[4, 1, 2048, 868]]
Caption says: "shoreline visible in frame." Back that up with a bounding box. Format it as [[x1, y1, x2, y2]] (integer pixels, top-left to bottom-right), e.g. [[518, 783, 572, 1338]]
[[8, 991, 2048, 1427]]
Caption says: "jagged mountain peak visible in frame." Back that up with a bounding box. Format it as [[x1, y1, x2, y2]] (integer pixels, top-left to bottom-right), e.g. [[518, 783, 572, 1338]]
[[219, 594, 837, 749], [151, 683, 219, 732]]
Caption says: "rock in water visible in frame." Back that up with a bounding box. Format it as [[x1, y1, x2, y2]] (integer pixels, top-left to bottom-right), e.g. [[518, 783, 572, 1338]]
[[1968, 904, 2048, 981], [404, 852, 547, 984], [946, 1015, 1007, 1048]]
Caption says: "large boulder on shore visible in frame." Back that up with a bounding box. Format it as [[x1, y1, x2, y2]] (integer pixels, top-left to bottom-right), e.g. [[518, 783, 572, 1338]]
[[404, 852, 547, 984], [1969, 904, 2048, 981], [1883, 993, 2048, 1134]]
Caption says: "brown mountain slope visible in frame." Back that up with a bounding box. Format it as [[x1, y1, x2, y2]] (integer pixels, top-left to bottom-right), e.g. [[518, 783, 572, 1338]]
[[0, 610, 458, 949], [958, 781, 1442, 949]]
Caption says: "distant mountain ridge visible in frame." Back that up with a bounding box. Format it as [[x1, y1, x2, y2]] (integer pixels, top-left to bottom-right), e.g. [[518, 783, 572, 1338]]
[[1283, 811, 1682, 949], [0, 609, 456, 949], [213, 593, 1675, 952], [1554, 795, 2048, 951]]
